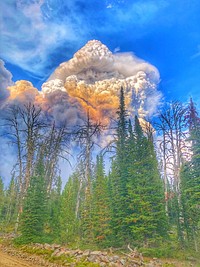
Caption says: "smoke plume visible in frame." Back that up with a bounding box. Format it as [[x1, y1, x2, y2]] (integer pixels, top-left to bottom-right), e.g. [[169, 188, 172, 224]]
[[0, 59, 13, 101], [47, 40, 161, 123], [2, 40, 161, 126], [0, 40, 162, 182]]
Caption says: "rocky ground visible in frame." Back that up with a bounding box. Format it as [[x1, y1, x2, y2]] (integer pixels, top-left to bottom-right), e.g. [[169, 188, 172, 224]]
[[0, 242, 199, 267]]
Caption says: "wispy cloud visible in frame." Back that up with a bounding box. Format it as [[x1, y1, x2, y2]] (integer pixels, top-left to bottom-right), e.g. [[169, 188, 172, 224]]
[[0, 0, 89, 76], [191, 45, 200, 59], [106, 0, 168, 26], [0, 0, 169, 78], [117, 1, 167, 25]]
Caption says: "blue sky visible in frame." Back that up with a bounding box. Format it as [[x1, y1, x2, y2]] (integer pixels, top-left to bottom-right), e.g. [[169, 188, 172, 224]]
[[1, 0, 200, 107]]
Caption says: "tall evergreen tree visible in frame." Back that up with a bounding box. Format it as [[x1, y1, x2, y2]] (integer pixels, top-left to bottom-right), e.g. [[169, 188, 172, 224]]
[[108, 159, 123, 246], [59, 172, 80, 244], [181, 99, 200, 251], [127, 116, 168, 245], [3, 175, 18, 232], [109, 87, 130, 245], [48, 176, 62, 241], [80, 176, 94, 244], [92, 155, 111, 247], [18, 153, 47, 243]]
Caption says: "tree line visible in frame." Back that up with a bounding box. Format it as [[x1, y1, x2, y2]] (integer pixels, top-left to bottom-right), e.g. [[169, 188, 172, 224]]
[[0, 89, 199, 253]]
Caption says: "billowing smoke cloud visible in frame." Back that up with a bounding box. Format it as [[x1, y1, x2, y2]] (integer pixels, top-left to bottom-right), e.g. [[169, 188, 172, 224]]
[[47, 40, 161, 122], [2, 40, 161, 126], [3, 80, 84, 128], [0, 59, 13, 101]]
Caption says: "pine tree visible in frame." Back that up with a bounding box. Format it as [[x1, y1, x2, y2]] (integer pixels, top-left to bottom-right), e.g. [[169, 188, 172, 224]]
[[3, 175, 18, 232], [59, 172, 79, 244], [80, 176, 94, 244], [180, 99, 200, 251], [127, 116, 168, 245], [18, 153, 47, 244], [48, 176, 62, 241], [92, 155, 111, 247], [109, 87, 130, 245], [116, 87, 128, 196]]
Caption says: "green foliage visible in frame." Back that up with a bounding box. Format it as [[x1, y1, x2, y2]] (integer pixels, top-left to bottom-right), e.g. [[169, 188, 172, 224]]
[[80, 178, 94, 244], [108, 92, 168, 246], [1, 175, 18, 232], [108, 87, 130, 245], [180, 102, 200, 250], [59, 172, 80, 244], [47, 175, 62, 241], [4, 92, 199, 258], [20, 245, 101, 266], [17, 154, 48, 244], [127, 116, 168, 245], [92, 155, 111, 247]]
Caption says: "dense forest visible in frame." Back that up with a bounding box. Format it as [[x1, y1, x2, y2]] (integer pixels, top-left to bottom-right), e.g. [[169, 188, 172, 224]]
[[0, 88, 199, 256]]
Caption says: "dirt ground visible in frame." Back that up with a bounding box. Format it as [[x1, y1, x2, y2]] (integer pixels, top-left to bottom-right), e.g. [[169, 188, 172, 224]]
[[0, 250, 42, 267], [0, 244, 199, 267]]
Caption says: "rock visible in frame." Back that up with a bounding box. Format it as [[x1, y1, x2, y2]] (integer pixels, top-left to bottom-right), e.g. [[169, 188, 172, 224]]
[[52, 244, 61, 249], [34, 243, 42, 247], [56, 251, 65, 257], [108, 262, 122, 267], [90, 250, 102, 256], [82, 249, 91, 256], [44, 243, 52, 250], [64, 250, 72, 255], [88, 255, 98, 262], [120, 258, 126, 265], [51, 248, 60, 257], [71, 249, 83, 256], [146, 261, 155, 267], [113, 255, 120, 262], [99, 255, 110, 263], [76, 249, 83, 255]]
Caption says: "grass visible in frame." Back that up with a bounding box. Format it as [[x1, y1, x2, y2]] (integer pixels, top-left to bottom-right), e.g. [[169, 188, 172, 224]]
[[1, 235, 200, 267], [17, 245, 101, 267]]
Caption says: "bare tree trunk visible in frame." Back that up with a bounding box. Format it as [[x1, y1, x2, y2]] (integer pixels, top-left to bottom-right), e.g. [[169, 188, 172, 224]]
[[155, 102, 187, 243], [74, 110, 104, 223], [5, 103, 45, 232]]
